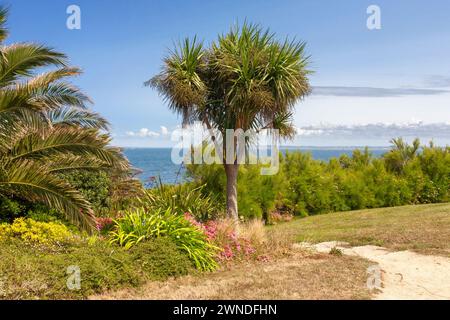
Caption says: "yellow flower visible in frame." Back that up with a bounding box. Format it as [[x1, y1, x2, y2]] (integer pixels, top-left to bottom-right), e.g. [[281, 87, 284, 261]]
[[0, 218, 72, 246]]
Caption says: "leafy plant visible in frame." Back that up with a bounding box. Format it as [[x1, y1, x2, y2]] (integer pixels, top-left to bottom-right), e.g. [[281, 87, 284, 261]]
[[109, 208, 219, 271], [139, 179, 222, 221], [329, 247, 343, 256]]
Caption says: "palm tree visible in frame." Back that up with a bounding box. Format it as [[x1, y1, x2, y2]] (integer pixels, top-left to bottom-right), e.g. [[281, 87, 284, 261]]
[[148, 23, 311, 221], [0, 7, 132, 230]]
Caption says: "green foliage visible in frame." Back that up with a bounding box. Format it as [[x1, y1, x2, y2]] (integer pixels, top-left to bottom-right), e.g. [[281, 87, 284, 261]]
[[139, 179, 222, 221], [110, 207, 219, 271], [329, 247, 343, 256], [0, 237, 191, 299], [187, 162, 284, 221], [187, 140, 450, 219], [0, 197, 25, 222], [60, 170, 111, 211]]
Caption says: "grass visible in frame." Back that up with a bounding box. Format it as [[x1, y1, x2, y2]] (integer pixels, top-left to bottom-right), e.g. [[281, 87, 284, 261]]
[[92, 251, 372, 300], [270, 203, 450, 257]]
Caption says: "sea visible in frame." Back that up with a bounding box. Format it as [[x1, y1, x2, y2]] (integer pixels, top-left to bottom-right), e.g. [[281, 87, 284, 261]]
[[124, 147, 390, 185]]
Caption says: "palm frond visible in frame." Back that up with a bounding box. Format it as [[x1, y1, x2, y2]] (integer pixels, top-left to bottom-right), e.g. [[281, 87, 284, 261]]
[[0, 6, 8, 43], [0, 80, 91, 113], [8, 126, 129, 170], [0, 43, 67, 86], [47, 106, 109, 130], [146, 37, 206, 125], [0, 158, 95, 231], [46, 154, 111, 173]]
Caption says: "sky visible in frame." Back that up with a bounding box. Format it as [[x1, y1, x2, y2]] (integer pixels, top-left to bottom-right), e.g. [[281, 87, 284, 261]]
[[5, 0, 450, 146]]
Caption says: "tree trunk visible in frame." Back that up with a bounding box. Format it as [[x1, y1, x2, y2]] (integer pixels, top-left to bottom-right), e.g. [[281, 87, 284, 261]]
[[224, 163, 239, 223]]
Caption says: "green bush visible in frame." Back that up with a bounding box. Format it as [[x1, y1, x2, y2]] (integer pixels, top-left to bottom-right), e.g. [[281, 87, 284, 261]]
[[140, 180, 222, 221], [187, 140, 449, 219], [0, 197, 25, 222], [187, 161, 284, 221], [109, 207, 219, 271], [59, 170, 111, 212], [0, 237, 191, 299]]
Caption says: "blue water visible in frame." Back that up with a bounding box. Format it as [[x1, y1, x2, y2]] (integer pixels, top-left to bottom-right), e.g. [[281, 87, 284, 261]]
[[124, 147, 389, 185]]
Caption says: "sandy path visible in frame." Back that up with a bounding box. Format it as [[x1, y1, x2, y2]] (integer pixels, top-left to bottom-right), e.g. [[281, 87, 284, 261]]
[[302, 241, 450, 300]]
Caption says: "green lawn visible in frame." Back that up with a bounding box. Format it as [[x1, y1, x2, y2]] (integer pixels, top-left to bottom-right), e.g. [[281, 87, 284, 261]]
[[270, 203, 450, 257]]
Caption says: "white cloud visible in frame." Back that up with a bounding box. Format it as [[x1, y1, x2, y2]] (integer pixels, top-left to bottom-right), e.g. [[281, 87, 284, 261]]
[[423, 75, 450, 88], [292, 122, 450, 140], [312, 86, 448, 97], [124, 125, 173, 139], [126, 128, 160, 138], [160, 126, 169, 135]]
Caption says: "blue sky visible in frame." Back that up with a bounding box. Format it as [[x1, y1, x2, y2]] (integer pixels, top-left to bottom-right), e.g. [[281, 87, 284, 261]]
[[5, 0, 450, 146]]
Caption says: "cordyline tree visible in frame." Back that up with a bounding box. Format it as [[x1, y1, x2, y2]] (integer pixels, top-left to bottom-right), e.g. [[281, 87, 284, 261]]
[[148, 23, 311, 222]]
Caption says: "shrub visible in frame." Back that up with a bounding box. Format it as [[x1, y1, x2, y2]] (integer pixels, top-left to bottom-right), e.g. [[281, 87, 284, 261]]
[[60, 170, 111, 212], [0, 237, 191, 299], [185, 215, 264, 262], [0, 218, 73, 246], [0, 197, 25, 222], [187, 139, 449, 218], [140, 180, 222, 221], [129, 239, 193, 279], [187, 162, 283, 220], [109, 208, 219, 271], [95, 217, 115, 235]]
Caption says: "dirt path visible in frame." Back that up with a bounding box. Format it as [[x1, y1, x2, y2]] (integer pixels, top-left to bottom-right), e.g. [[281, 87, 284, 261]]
[[302, 241, 450, 300]]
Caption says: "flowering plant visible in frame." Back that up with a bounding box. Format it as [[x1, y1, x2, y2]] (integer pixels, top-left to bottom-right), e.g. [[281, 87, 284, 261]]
[[95, 217, 114, 233], [184, 213, 257, 262]]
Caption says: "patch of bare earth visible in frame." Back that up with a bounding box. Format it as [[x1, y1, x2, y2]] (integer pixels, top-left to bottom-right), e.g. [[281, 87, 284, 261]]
[[303, 241, 450, 300], [91, 251, 372, 300]]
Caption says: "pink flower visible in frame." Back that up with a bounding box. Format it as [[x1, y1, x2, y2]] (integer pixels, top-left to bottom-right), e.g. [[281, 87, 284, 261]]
[[182, 213, 259, 262], [96, 217, 114, 231]]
